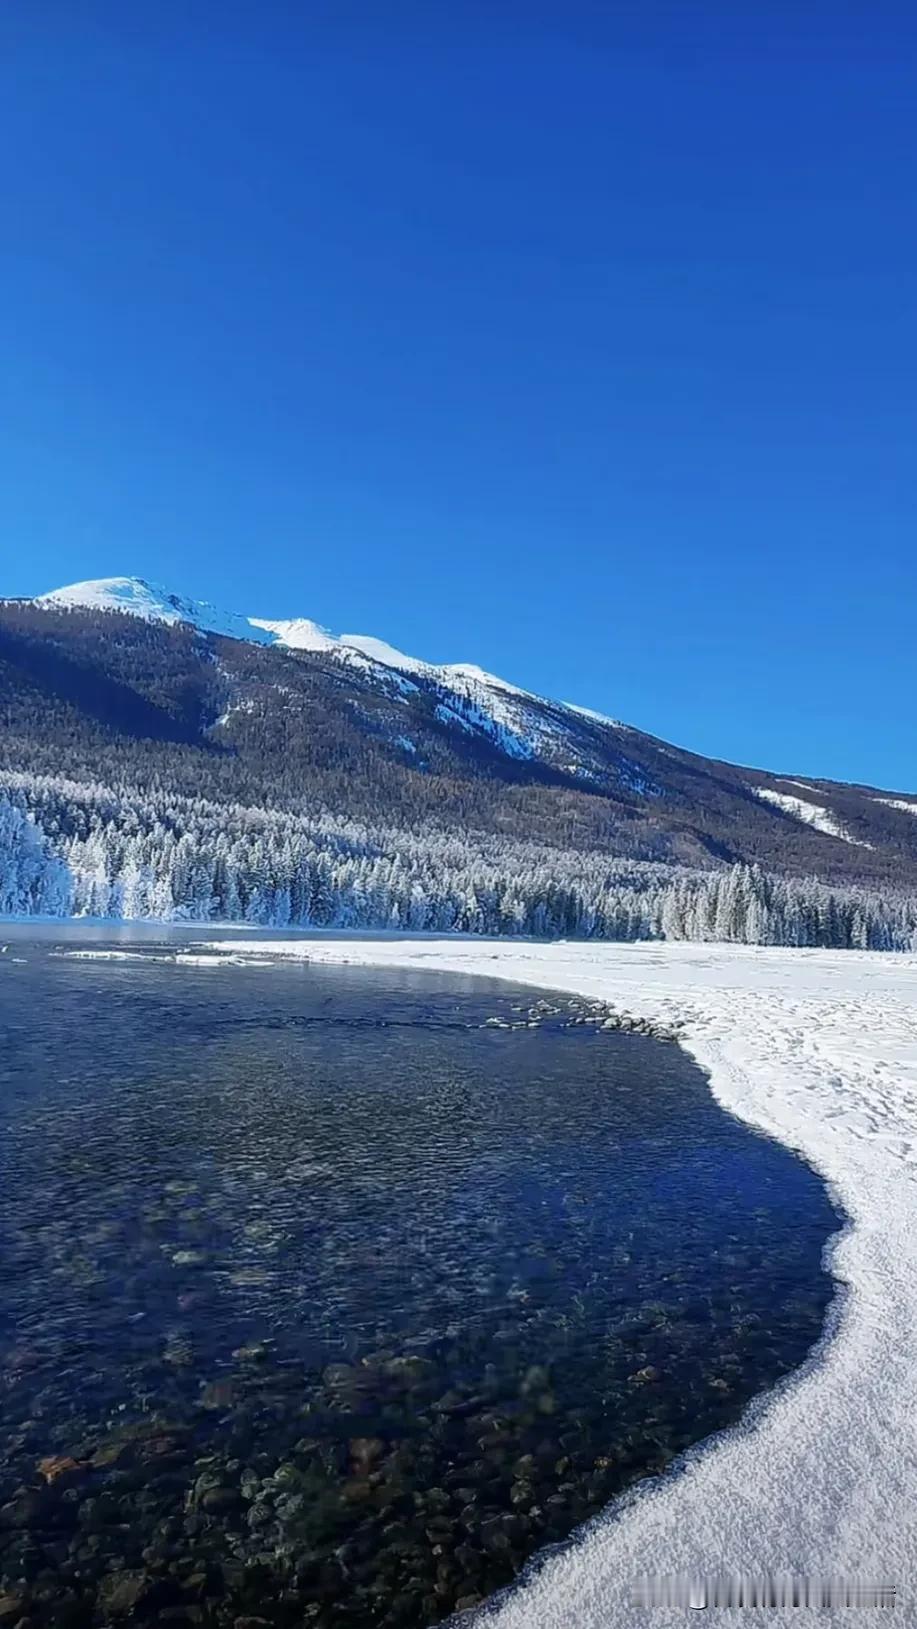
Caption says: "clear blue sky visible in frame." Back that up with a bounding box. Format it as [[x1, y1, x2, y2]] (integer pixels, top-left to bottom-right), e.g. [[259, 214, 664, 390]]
[[2, 3, 915, 788]]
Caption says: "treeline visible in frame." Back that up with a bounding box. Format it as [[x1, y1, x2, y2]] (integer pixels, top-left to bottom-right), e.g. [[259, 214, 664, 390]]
[[2, 770, 916, 951]]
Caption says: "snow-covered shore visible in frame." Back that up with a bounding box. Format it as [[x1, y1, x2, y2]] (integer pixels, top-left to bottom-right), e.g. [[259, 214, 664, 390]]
[[200, 936, 917, 1624]]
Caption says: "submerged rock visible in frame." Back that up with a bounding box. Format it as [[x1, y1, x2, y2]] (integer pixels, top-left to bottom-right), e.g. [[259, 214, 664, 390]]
[[200, 1379, 238, 1411], [349, 1437, 384, 1470], [232, 1343, 270, 1365], [96, 1570, 154, 1615], [36, 1455, 82, 1485]]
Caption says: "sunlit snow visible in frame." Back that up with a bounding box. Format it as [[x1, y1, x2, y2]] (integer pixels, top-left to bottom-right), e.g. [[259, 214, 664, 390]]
[[38, 576, 278, 645], [753, 786, 873, 848], [875, 796, 917, 817], [565, 700, 626, 729]]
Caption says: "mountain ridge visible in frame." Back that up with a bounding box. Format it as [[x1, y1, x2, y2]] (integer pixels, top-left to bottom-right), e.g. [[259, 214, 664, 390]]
[[37, 575, 536, 694], [2, 576, 916, 894]]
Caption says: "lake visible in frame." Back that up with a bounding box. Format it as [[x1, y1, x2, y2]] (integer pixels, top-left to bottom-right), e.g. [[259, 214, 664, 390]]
[[0, 932, 840, 1626]]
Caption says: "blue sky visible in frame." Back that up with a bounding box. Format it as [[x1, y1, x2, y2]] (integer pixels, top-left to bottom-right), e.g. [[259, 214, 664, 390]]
[[2, 4, 915, 788]]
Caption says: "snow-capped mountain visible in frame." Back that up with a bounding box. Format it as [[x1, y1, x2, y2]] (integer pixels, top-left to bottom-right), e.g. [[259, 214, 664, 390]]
[[5, 572, 917, 888], [39, 576, 275, 647], [35, 576, 631, 775]]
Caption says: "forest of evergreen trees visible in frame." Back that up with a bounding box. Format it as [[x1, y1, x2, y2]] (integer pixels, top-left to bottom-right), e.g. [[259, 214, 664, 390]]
[[3, 770, 916, 951]]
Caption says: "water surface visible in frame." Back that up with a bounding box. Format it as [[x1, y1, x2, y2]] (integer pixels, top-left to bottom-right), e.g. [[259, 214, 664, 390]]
[[0, 935, 840, 1626]]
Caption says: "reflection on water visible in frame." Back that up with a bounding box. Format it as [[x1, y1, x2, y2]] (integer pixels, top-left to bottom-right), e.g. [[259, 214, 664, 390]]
[[0, 942, 839, 1627]]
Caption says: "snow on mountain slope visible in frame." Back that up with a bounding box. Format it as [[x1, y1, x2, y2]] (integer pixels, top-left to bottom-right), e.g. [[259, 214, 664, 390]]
[[32, 576, 637, 778], [753, 785, 873, 848], [335, 632, 428, 674], [244, 618, 421, 694], [875, 796, 917, 817], [248, 615, 341, 654], [38, 576, 277, 646], [565, 701, 626, 730]]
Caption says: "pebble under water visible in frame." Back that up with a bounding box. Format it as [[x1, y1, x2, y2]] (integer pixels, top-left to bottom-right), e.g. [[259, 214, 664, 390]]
[[0, 939, 841, 1628]]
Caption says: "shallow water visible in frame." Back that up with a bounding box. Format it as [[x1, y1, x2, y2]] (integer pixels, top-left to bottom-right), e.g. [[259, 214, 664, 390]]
[[0, 936, 840, 1626]]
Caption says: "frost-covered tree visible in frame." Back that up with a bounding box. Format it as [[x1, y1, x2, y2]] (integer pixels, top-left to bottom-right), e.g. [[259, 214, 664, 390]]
[[0, 796, 72, 917], [2, 769, 916, 951]]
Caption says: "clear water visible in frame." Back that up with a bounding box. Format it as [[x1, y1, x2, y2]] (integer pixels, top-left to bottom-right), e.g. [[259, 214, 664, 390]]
[[0, 935, 840, 1627]]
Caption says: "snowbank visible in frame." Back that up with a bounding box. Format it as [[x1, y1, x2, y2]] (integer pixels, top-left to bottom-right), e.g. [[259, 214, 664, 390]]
[[199, 936, 917, 1624]]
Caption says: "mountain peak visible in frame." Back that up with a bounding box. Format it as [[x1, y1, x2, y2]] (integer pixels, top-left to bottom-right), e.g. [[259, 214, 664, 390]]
[[40, 576, 173, 618], [38, 576, 276, 646], [28, 574, 621, 772], [33, 577, 534, 696]]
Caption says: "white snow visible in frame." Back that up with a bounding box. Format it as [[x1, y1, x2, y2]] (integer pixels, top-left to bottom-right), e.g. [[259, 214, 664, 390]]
[[875, 797, 917, 817], [565, 701, 625, 730], [212, 698, 257, 728], [441, 661, 530, 699], [55, 947, 258, 967], [434, 702, 477, 734], [197, 934, 917, 1625], [248, 620, 423, 695], [38, 577, 277, 645], [753, 786, 873, 848], [53, 948, 172, 962], [337, 632, 429, 674], [248, 615, 342, 654], [434, 691, 535, 759]]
